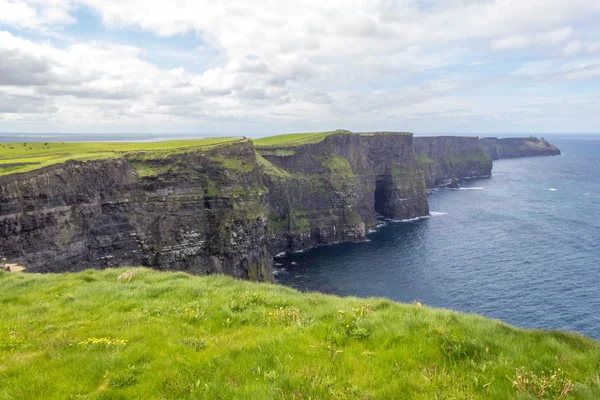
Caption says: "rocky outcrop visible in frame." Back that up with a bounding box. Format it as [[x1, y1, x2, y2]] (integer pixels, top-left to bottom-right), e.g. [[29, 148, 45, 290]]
[[479, 137, 561, 160], [414, 136, 493, 188], [257, 132, 429, 255], [0, 140, 273, 281]]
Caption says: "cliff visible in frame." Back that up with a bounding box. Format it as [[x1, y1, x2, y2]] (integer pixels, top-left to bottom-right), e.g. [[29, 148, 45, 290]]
[[256, 132, 429, 255], [0, 132, 430, 279], [479, 136, 561, 160], [0, 140, 272, 281], [414, 136, 493, 188], [3, 132, 499, 279]]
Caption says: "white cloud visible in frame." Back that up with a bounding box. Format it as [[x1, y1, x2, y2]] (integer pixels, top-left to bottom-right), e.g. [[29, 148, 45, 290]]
[[1, 0, 600, 133], [0, 0, 75, 29], [491, 26, 574, 51]]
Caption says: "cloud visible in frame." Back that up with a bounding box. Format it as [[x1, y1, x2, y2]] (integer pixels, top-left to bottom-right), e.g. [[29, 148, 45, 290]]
[[0, 0, 75, 30], [1, 1, 600, 133], [491, 26, 600, 56]]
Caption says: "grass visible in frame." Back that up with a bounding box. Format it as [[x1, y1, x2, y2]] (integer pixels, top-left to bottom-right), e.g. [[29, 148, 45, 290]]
[[1, 268, 599, 399], [254, 130, 351, 148], [0, 138, 241, 176]]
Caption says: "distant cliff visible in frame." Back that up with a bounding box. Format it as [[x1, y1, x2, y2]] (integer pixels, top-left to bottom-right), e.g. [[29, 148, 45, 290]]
[[257, 132, 429, 255], [414, 136, 493, 188], [479, 137, 561, 160]]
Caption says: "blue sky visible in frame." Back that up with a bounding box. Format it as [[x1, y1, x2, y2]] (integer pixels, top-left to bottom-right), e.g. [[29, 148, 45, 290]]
[[1, 0, 599, 136]]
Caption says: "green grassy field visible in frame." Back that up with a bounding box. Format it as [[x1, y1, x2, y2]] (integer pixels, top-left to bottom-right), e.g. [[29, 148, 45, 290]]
[[1, 268, 599, 399], [0, 138, 241, 176], [253, 130, 351, 148]]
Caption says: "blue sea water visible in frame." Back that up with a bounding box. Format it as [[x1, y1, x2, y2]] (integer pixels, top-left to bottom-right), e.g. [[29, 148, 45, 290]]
[[276, 135, 600, 340]]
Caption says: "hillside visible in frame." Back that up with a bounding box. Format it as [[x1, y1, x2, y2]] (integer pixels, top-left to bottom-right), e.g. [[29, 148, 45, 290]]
[[1, 268, 599, 399], [0, 138, 240, 176]]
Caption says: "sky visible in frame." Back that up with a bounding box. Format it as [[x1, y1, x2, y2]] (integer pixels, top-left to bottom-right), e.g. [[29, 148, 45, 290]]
[[1, 0, 599, 137]]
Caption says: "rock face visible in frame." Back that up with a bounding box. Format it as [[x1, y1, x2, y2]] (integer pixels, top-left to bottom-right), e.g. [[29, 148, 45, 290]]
[[479, 137, 561, 160], [0, 140, 273, 281], [257, 132, 429, 255], [1, 132, 476, 279], [413, 136, 493, 188]]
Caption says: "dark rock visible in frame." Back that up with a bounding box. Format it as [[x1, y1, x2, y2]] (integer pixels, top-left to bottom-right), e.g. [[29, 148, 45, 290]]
[[448, 179, 460, 189], [413, 136, 493, 189], [0, 140, 273, 281], [258, 132, 429, 256]]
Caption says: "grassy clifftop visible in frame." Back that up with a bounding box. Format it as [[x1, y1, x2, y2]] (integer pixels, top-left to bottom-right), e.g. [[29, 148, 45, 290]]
[[0, 138, 242, 176], [254, 130, 351, 148], [1, 268, 599, 399]]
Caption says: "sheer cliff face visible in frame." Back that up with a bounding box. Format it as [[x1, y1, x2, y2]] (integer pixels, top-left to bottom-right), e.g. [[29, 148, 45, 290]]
[[479, 137, 561, 160], [257, 133, 429, 255], [0, 133, 432, 279], [414, 136, 493, 188], [0, 141, 273, 281]]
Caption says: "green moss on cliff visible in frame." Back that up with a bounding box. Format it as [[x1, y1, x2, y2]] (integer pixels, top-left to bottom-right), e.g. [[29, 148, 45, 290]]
[[322, 154, 354, 178], [255, 153, 292, 178], [415, 153, 436, 165], [1, 268, 599, 399], [129, 162, 172, 178], [444, 153, 490, 165], [267, 213, 289, 236], [213, 156, 256, 174]]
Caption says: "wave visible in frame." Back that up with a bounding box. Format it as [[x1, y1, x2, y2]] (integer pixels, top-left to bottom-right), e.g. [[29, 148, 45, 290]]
[[368, 221, 389, 233], [390, 211, 447, 223], [458, 187, 484, 190], [549, 188, 557, 191], [275, 252, 287, 258], [391, 216, 427, 223]]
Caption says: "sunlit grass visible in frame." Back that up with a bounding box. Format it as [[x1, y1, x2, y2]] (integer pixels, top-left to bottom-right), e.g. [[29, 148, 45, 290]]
[[254, 130, 351, 147], [0, 138, 241, 176], [1, 268, 599, 399]]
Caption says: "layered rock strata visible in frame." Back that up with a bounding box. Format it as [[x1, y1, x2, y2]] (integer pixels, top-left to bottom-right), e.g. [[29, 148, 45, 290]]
[[0, 140, 272, 281], [257, 132, 429, 255], [413, 136, 493, 188]]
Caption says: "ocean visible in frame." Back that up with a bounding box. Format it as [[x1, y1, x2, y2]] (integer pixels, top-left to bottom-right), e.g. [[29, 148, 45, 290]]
[[276, 135, 600, 340]]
